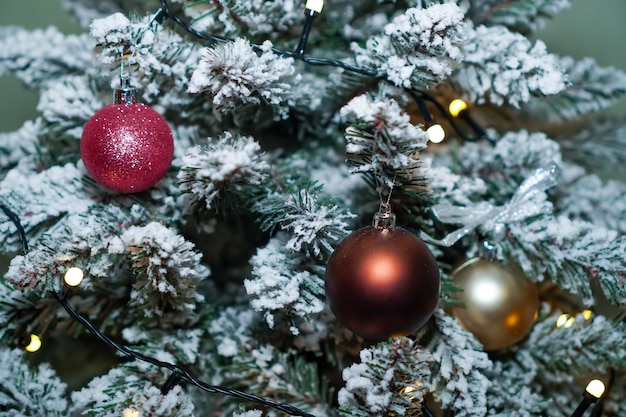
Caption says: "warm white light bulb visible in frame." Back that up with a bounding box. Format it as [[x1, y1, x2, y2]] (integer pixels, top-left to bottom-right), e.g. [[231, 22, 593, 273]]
[[582, 309, 593, 320], [427, 124, 445, 143], [64, 267, 84, 287], [555, 313, 575, 328], [122, 408, 140, 417], [25, 334, 42, 353], [448, 98, 468, 117], [305, 0, 324, 13], [585, 379, 605, 399]]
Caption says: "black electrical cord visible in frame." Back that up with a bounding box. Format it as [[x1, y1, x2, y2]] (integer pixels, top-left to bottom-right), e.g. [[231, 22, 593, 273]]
[[53, 291, 316, 417]]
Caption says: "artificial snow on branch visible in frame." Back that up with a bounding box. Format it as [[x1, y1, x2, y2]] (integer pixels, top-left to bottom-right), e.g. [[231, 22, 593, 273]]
[[525, 56, 626, 120], [455, 25, 567, 107], [425, 312, 491, 417], [468, 0, 572, 35], [338, 337, 432, 417], [246, 236, 326, 331], [71, 361, 195, 417], [0, 347, 69, 417], [253, 182, 355, 259], [116, 221, 210, 327], [0, 26, 94, 87], [178, 132, 271, 212], [180, 0, 304, 37], [352, 3, 467, 89], [188, 38, 298, 120], [340, 93, 429, 191]]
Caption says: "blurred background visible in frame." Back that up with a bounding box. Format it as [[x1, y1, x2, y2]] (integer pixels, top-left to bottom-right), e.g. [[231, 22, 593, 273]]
[[0, 0, 625, 131]]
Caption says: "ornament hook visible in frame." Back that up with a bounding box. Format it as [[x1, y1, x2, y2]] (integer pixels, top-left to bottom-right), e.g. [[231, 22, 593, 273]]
[[482, 240, 497, 262]]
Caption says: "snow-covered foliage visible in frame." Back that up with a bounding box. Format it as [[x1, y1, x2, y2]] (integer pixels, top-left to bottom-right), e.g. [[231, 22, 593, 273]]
[[181, 0, 304, 38], [353, 3, 467, 89], [0, 348, 69, 417], [338, 337, 431, 416], [468, 0, 572, 34], [455, 25, 567, 107], [0, 163, 94, 253], [246, 236, 325, 330], [1, 0, 626, 415], [253, 182, 355, 259], [0, 26, 94, 87], [525, 56, 626, 120], [341, 94, 429, 189], [188, 38, 298, 120], [0, 120, 40, 172], [71, 362, 195, 417], [117, 222, 210, 326], [178, 132, 270, 211], [426, 312, 492, 417]]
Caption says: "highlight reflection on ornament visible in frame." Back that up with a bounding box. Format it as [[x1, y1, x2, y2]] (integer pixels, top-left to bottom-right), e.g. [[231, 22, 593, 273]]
[[450, 257, 539, 351]]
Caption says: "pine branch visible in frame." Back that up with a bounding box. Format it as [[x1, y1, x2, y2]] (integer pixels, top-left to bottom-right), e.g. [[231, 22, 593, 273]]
[[425, 312, 492, 417], [522, 313, 626, 375], [245, 236, 326, 331], [122, 326, 205, 365], [455, 25, 566, 108], [483, 361, 546, 416], [253, 181, 355, 260], [71, 361, 195, 417], [0, 120, 40, 175], [554, 168, 626, 234], [120, 221, 211, 328], [0, 163, 98, 253], [524, 57, 626, 120], [352, 3, 467, 89], [468, 0, 572, 35], [206, 307, 332, 414], [338, 337, 432, 417], [505, 215, 626, 306], [4, 206, 136, 295], [0, 26, 94, 88], [178, 132, 271, 214], [558, 118, 626, 177], [179, 0, 305, 40], [188, 38, 298, 121], [340, 93, 430, 194], [0, 347, 69, 417], [37, 75, 104, 141]]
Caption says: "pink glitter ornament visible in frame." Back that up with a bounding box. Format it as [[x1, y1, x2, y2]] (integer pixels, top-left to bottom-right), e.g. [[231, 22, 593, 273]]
[[80, 77, 173, 193]]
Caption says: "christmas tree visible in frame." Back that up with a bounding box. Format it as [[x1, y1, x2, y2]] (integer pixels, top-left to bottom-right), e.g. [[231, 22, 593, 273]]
[[0, 0, 625, 416]]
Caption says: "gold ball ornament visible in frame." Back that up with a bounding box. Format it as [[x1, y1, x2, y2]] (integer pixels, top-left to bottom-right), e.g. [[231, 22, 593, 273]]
[[449, 258, 539, 351]]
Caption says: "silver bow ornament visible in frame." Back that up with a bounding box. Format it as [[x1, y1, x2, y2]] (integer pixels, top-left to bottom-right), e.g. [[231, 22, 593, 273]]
[[423, 166, 559, 246]]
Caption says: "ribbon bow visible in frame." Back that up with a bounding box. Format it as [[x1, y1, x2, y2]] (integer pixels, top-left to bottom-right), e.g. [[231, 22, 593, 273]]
[[424, 166, 559, 246]]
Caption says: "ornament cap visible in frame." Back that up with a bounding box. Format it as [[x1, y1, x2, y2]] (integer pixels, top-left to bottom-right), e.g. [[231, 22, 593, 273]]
[[373, 210, 396, 230], [114, 74, 137, 105]]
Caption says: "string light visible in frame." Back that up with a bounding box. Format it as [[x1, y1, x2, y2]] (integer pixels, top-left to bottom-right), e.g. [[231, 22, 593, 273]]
[[24, 333, 42, 353], [556, 313, 575, 328], [556, 310, 594, 328], [426, 123, 446, 144], [64, 267, 85, 287], [305, 0, 324, 14], [570, 379, 605, 417], [448, 98, 468, 117], [295, 0, 324, 55], [122, 408, 140, 417]]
